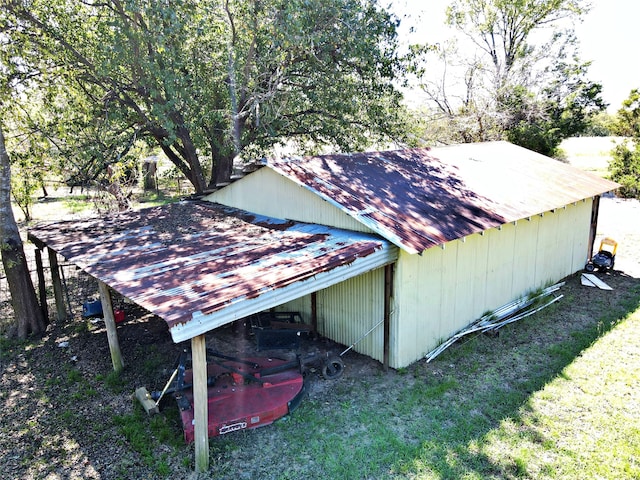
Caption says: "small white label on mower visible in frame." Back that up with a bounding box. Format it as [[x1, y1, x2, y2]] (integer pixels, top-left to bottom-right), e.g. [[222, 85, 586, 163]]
[[219, 422, 247, 435]]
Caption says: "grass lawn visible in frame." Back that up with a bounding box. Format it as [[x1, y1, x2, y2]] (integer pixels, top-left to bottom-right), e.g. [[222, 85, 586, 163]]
[[225, 277, 640, 480], [478, 302, 640, 479]]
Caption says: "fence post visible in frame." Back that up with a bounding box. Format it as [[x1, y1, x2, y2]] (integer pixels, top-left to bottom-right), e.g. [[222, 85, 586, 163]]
[[34, 248, 49, 323], [98, 280, 124, 372], [48, 248, 67, 321]]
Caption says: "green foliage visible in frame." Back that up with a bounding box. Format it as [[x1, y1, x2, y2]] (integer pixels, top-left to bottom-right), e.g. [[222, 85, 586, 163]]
[[608, 89, 640, 198], [2, 0, 413, 193], [582, 111, 615, 137], [446, 0, 589, 85], [613, 89, 640, 137], [502, 63, 606, 157], [417, 0, 603, 154], [609, 140, 640, 198]]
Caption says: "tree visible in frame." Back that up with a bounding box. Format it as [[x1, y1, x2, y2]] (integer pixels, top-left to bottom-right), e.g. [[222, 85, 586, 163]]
[[502, 51, 607, 155], [0, 122, 47, 338], [609, 89, 640, 199], [1, 0, 411, 194], [413, 0, 605, 155], [446, 0, 587, 91]]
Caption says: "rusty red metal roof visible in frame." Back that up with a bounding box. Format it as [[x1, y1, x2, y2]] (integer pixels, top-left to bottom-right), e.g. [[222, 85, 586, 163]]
[[29, 201, 397, 342], [266, 141, 620, 254]]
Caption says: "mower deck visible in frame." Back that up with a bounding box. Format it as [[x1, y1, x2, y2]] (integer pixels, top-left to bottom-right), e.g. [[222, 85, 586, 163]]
[[174, 356, 305, 443]]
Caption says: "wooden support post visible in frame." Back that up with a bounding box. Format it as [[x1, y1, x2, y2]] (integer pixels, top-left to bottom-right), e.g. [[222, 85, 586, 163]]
[[34, 248, 49, 323], [383, 263, 394, 371], [192, 334, 209, 473], [311, 291, 318, 334], [48, 248, 66, 321], [97, 281, 124, 372]]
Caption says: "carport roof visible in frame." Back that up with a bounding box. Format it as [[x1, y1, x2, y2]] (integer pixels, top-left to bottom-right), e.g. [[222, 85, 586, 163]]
[[29, 201, 397, 343]]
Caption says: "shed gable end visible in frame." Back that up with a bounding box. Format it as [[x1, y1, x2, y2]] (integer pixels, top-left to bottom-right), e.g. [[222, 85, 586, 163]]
[[205, 167, 371, 233]]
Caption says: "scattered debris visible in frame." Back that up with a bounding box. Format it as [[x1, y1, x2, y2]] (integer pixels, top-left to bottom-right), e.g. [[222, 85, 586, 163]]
[[581, 273, 613, 290], [425, 282, 565, 363]]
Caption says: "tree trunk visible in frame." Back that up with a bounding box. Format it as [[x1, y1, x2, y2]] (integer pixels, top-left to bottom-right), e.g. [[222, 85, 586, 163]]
[[0, 124, 47, 338], [142, 159, 157, 191], [212, 153, 233, 188], [208, 140, 234, 190]]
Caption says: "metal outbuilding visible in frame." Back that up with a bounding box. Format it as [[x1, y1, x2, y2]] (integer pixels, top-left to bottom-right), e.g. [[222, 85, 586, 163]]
[[29, 201, 398, 471], [207, 141, 620, 368], [29, 140, 619, 472]]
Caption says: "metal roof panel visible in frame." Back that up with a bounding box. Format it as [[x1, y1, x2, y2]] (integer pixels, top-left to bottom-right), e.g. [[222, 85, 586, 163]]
[[266, 142, 620, 253], [29, 201, 397, 340]]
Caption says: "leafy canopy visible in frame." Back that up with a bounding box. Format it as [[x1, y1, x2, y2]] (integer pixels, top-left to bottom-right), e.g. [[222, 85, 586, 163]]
[[609, 89, 640, 199], [413, 0, 604, 156], [1, 0, 412, 193]]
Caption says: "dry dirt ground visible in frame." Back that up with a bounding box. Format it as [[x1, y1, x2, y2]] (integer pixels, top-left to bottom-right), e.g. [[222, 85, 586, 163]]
[[1, 186, 639, 477]]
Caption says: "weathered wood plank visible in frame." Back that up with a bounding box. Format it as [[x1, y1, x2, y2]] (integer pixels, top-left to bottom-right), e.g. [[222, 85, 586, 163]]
[[192, 334, 209, 473], [34, 248, 49, 323], [47, 248, 66, 321], [97, 281, 124, 372]]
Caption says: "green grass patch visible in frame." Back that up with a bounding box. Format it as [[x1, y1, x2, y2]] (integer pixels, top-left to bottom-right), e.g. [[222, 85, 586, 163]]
[[98, 370, 128, 394], [479, 307, 640, 479], [113, 403, 183, 476], [135, 191, 180, 208], [61, 195, 92, 214], [136, 344, 167, 377]]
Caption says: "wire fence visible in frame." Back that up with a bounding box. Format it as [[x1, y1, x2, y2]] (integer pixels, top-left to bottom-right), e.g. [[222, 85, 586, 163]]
[[0, 251, 100, 332]]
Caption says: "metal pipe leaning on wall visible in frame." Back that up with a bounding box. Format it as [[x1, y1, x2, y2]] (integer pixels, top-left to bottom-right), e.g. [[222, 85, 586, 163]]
[[425, 282, 565, 363]]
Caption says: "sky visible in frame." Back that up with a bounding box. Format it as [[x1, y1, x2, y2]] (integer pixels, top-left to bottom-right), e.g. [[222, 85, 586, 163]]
[[391, 0, 640, 112]]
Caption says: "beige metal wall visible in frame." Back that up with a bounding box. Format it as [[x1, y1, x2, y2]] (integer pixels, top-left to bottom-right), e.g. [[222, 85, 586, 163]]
[[210, 169, 388, 364], [205, 168, 370, 233], [392, 199, 594, 367], [209, 170, 595, 368], [278, 267, 388, 364]]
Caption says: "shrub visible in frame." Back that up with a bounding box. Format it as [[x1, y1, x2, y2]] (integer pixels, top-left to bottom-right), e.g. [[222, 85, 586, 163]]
[[609, 140, 640, 199]]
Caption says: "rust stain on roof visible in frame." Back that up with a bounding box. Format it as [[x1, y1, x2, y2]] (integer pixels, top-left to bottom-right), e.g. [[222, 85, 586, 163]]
[[266, 142, 620, 253], [29, 201, 390, 330]]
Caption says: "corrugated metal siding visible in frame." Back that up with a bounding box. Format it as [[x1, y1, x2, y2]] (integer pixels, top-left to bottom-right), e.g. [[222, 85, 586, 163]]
[[274, 295, 311, 320], [392, 200, 594, 367], [206, 167, 370, 234], [318, 268, 387, 363], [277, 267, 388, 363]]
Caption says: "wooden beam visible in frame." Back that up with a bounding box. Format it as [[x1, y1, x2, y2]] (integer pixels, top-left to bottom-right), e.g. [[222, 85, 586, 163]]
[[192, 334, 209, 473], [97, 281, 124, 372], [311, 292, 318, 334], [383, 263, 394, 371], [47, 248, 66, 321]]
